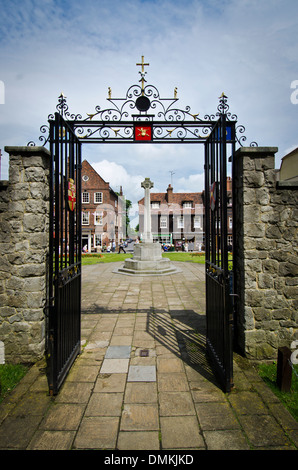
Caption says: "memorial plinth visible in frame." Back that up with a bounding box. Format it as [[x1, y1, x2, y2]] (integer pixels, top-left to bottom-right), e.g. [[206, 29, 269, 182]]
[[114, 177, 180, 276], [116, 242, 180, 276]]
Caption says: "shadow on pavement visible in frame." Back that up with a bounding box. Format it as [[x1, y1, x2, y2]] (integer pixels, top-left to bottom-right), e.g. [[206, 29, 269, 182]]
[[82, 303, 218, 388]]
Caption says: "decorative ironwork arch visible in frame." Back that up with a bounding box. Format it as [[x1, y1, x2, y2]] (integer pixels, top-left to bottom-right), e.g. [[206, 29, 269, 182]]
[[28, 64, 258, 147]]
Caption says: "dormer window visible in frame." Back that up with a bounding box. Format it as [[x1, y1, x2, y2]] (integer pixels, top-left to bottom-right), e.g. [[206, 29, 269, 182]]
[[151, 202, 160, 209], [183, 201, 192, 208]]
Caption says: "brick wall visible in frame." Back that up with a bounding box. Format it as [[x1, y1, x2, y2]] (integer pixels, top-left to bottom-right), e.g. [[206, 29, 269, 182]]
[[81, 160, 122, 249]]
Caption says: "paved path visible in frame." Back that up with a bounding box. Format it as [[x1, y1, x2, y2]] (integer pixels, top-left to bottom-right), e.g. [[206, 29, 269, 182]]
[[0, 261, 297, 451]]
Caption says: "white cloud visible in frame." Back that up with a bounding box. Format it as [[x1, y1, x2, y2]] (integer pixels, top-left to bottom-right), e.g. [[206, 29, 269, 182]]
[[177, 173, 205, 193], [92, 159, 144, 202]]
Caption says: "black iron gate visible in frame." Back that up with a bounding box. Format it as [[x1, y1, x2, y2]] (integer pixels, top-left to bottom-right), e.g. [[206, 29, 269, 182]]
[[46, 112, 82, 395], [204, 114, 236, 393], [29, 59, 257, 395]]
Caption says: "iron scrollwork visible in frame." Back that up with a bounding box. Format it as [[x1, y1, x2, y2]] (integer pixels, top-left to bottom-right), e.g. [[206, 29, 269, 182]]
[[27, 61, 258, 147]]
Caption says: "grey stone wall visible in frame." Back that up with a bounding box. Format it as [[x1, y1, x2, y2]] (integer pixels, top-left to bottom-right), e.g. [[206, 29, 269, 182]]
[[234, 147, 298, 360], [0, 146, 50, 363]]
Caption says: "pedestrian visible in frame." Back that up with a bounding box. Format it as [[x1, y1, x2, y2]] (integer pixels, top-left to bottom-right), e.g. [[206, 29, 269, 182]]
[[118, 240, 126, 253]]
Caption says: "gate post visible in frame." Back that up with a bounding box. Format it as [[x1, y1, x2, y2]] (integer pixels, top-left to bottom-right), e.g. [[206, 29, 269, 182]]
[[0, 146, 50, 363], [233, 146, 285, 359]]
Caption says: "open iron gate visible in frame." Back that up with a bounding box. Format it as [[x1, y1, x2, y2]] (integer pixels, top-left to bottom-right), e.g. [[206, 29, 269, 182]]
[[27, 62, 257, 394], [204, 114, 236, 393], [46, 112, 82, 395]]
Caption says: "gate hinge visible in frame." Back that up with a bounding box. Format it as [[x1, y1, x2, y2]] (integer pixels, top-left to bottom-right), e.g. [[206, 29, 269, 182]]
[[43, 303, 54, 317]]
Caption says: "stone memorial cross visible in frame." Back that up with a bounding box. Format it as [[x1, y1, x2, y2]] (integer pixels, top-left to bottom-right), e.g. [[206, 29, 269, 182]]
[[141, 177, 154, 243]]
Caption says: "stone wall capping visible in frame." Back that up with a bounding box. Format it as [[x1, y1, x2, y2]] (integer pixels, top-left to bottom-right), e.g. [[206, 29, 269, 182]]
[[234, 147, 278, 157], [4, 146, 51, 156], [277, 180, 298, 189]]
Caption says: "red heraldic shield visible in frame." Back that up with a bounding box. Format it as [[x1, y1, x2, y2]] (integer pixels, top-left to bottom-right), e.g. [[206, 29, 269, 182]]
[[134, 125, 152, 141], [68, 178, 76, 211]]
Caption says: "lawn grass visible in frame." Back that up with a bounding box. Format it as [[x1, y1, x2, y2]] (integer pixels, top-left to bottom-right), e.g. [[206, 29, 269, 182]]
[[81, 251, 206, 265], [82, 253, 133, 265], [162, 252, 206, 263], [0, 363, 29, 404], [258, 362, 298, 422]]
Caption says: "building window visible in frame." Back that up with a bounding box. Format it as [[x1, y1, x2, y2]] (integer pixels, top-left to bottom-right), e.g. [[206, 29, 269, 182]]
[[160, 216, 167, 229], [82, 212, 89, 225], [151, 202, 160, 209], [194, 216, 202, 229], [229, 217, 233, 229], [82, 192, 90, 203], [95, 234, 102, 246], [94, 192, 103, 204], [177, 216, 184, 228], [95, 211, 103, 225], [183, 201, 192, 208]]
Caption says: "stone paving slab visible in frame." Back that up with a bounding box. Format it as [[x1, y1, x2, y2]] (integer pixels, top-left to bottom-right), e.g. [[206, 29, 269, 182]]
[[160, 416, 205, 449], [128, 365, 156, 382], [100, 358, 130, 374], [124, 382, 158, 404], [0, 261, 297, 451], [74, 416, 119, 449], [117, 431, 160, 450], [105, 345, 131, 359], [120, 404, 159, 431]]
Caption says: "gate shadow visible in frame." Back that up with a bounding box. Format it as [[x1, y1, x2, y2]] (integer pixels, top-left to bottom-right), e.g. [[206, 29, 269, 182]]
[[82, 304, 217, 386], [146, 307, 217, 386]]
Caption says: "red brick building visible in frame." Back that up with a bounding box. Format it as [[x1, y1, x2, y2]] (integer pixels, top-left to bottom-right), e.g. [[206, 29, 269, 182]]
[[201, 176, 233, 251], [81, 160, 125, 252], [138, 184, 205, 251]]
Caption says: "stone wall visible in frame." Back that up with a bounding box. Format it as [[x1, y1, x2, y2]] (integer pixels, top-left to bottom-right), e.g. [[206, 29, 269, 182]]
[[1, 144, 297, 365], [0, 146, 50, 363], [234, 147, 298, 360]]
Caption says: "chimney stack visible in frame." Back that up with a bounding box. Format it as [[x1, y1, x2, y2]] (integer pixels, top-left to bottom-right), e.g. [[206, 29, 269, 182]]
[[166, 184, 173, 203]]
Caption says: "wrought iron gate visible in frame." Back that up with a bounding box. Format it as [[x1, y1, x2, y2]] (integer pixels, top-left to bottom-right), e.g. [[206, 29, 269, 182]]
[[28, 58, 257, 395], [46, 112, 82, 395], [204, 114, 236, 392]]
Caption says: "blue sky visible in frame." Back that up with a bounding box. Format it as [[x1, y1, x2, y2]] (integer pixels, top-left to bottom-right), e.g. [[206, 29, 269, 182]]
[[1, 0, 298, 216]]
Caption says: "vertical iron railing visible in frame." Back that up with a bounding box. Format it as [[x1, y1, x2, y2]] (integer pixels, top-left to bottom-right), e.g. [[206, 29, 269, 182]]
[[47, 112, 82, 395], [204, 115, 236, 393]]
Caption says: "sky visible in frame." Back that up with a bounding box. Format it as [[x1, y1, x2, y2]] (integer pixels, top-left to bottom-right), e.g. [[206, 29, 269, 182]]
[[1, 0, 298, 224]]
